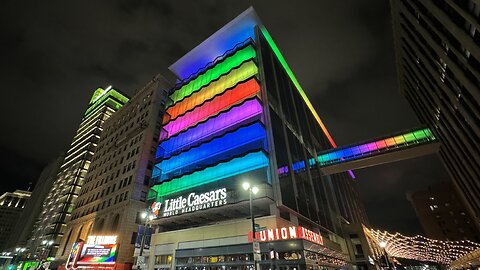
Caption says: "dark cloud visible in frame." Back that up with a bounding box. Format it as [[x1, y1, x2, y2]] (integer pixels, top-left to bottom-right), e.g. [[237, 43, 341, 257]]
[[0, 146, 44, 192], [0, 0, 448, 235]]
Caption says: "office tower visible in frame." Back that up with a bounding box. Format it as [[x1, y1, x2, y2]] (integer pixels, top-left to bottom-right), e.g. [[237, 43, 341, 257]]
[[6, 155, 63, 250], [390, 0, 480, 226], [0, 190, 31, 251], [408, 182, 480, 241], [29, 87, 128, 258], [57, 75, 171, 269], [145, 8, 367, 270]]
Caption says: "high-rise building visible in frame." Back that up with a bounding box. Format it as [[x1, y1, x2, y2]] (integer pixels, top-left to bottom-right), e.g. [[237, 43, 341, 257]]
[[56, 75, 171, 269], [143, 8, 368, 270], [0, 190, 31, 251], [29, 87, 128, 258], [407, 182, 480, 241], [390, 0, 480, 226], [5, 155, 64, 251]]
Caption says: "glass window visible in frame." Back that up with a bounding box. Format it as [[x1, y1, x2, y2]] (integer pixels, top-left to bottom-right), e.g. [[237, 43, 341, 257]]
[[155, 255, 173, 265], [270, 109, 297, 210]]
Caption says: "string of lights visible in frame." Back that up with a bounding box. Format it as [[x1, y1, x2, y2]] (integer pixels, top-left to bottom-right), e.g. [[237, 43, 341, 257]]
[[364, 227, 480, 265]]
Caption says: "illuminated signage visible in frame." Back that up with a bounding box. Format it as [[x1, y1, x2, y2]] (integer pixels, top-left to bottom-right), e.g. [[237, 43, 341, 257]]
[[65, 241, 83, 269], [151, 202, 162, 216], [77, 235, 117, 265], [86, 235, 117, 245], [155, 188, 228, 217], [248, 226, 323, 245]]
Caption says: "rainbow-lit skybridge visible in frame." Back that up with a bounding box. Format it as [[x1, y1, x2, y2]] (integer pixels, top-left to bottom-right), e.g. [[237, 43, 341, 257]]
[[317, 126, 440, 175]]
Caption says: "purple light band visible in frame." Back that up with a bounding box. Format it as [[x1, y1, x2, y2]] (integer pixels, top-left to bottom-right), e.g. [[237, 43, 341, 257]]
[[163, 78, 260, 137], [159, 99, 263, 158]]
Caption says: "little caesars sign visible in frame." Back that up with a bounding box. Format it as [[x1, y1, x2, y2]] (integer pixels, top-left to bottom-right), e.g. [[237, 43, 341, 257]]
[[152, 188, 228, 218]]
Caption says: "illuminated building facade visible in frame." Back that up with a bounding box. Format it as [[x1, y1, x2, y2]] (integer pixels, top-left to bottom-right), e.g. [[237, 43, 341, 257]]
[[6, 155, 63, 251], [146, 8, 368, 270], [29, 87, 128, 258], [0, 190, 31, 251], [56, 76, 171, 269], [390, 0, 480, 227]]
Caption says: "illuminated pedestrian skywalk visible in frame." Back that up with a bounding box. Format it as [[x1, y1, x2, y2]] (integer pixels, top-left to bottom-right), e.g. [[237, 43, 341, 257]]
[[317, 126, 439, 175]]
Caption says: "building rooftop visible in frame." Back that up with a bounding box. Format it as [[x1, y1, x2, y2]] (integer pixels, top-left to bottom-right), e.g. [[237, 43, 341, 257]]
[[169, 7, 261, 81]]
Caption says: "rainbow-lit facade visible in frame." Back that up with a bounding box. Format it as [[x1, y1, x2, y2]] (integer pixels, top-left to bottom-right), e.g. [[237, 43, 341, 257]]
[[318, 127, 436, 166], [150, 8, 368, 234], [152, 40, 268, 197]]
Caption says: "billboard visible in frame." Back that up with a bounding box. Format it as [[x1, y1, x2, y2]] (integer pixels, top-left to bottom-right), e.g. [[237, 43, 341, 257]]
[[77, 236, 117, 265], [65, 241, 84, 269]]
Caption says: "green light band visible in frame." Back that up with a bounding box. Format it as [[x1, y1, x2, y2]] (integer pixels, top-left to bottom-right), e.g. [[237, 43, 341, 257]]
[[150, 151, 268, 199], [260, 27, 337, 148], [84, 88, 129, 118], [164, 60, 258, 122], [168, 45, 257, 107], [89, 88, 107, 104]]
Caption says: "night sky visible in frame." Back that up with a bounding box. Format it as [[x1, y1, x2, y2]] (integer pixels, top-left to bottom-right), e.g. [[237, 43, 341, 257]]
[[0, 1, 451, 235]]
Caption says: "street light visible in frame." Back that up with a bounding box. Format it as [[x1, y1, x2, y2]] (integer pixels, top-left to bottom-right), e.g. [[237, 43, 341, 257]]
[[38, 239, 54, 265], [137, 209, 155, 270], [243, 182, 259, 270], [379, 241, 390, 269]]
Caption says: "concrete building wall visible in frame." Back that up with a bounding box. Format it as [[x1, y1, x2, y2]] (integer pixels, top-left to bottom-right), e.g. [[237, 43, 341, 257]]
[[407, 181, 480, 241], [6, 155, 63, 250], [146, 216, 300, 270], [0, 190, 31, 251], [28, 87, 128, 258], [390, 0, 480, 228], [57, 75, 171, 267]]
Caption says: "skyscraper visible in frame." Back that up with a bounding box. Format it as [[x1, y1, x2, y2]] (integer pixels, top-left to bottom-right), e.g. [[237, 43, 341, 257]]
[[29, 87, 128, 258], [144, 8, 367, 270], [407, 182, 480, 241], [6, 155, 63, 251], [57, 75, 171, 269], [390, 0, 480, 226], [0, 190, 31, 251]]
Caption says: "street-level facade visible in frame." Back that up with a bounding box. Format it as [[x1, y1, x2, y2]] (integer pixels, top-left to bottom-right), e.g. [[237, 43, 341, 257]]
[[390, 0, 480, 228], [28, 87, 129, 258], [146, 7, 368, 270], [145, 216, 348, 270]]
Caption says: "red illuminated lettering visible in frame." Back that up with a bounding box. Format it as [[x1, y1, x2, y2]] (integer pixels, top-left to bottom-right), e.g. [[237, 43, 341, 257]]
[[248, 226, 323, 245], [267, 229, 275, 241]]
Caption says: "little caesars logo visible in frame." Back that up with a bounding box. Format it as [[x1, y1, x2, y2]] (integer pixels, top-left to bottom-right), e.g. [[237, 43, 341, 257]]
[[162, 188, 227, 217]]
